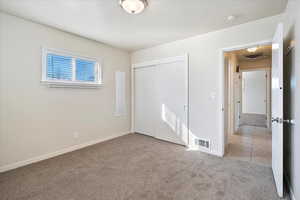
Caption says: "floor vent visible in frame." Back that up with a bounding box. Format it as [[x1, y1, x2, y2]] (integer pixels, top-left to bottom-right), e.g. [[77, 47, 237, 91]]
[[195, 138, 210, 149]]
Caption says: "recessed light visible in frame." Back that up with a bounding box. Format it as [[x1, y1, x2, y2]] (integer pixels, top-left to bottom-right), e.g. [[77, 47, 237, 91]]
[[120, 0, 148, 14], [247, 46, 258, 53]]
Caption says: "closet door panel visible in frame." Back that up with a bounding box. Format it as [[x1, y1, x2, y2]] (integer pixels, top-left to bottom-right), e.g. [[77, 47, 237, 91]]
[[155, 61, 188, 145], [134, 66, 157, 137]]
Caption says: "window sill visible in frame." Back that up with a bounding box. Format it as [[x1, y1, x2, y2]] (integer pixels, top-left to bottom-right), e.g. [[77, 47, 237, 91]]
[[41, 80, 102, 88]]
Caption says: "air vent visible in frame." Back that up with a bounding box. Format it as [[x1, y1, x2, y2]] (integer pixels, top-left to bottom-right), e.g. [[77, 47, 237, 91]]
[[195, 138, 210, 149]]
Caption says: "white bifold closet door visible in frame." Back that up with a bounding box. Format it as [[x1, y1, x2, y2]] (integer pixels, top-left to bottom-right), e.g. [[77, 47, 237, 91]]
[[134, 59, 188, 146], [134, 66, 157, 137]]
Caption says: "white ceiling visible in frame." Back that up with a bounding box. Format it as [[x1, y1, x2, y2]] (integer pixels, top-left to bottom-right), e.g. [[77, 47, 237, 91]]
[[0, 0, 287, 51]]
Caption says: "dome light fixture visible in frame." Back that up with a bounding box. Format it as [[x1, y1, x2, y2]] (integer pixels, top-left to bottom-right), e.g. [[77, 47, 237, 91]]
[[247, 46, 258, 53], [119, 0, 148, 14]]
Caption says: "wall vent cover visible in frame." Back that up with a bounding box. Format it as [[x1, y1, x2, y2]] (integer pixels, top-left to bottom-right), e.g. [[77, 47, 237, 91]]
[[195, 138, 210, 149]]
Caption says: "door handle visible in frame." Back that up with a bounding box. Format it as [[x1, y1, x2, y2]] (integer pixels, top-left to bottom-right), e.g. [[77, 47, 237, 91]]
[[272, 117, 294, 124], [281, 119, 295, 124]]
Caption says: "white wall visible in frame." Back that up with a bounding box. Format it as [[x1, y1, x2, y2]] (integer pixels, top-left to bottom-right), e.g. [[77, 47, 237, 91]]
[[0, 12, 131, 170], [132, 14, 282, 156], [242, 70, 267, 114]]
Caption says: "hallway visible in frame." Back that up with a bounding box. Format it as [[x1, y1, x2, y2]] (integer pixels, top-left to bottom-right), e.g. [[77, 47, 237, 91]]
[[226, 125, 272, 166]]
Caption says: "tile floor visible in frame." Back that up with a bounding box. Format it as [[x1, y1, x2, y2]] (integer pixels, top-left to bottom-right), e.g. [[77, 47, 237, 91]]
[[226, 125, 272, 166], [239, 113, 267, 128]]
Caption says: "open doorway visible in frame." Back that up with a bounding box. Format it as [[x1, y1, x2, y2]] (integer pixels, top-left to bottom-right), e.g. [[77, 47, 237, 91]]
[[223, 44, 272, 166]]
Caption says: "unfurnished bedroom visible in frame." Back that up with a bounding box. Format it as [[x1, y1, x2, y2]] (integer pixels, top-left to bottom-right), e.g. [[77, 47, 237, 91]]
[[0, 0, 299, 200]]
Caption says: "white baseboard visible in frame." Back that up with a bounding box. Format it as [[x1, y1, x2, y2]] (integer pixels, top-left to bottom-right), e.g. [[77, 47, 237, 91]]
[[290, 191, 296, 200], [134, 132, 223, 157], [0, 132, 130, 173], [285, 174, 296, 200]]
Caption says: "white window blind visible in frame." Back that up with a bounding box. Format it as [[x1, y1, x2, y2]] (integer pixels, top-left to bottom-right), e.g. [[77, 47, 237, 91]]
[[47, 54, 73, 81]]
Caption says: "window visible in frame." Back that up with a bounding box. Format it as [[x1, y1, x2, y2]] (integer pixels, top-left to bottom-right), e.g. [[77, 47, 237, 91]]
[[47, 54, 73, 81], [76, 59, 96, 82], [42, 48, 102, 87]]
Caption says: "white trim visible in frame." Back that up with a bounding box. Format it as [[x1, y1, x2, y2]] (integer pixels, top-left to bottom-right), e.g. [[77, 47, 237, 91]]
[[0, 132, 130, 173], [219, 50, 225, 156], [41, 47, 102, 88], [221, 40, 272, 52], [131, 64, 135, 133], [71, 58, 76, 81], [41, 80, 103, 88], [186, 54, 190, 146], [285, 175, 296, 200], [132, 55, 188, 69], [42, 47, 100, 62], [240, 67, 270, 72], [219, 40, 272, 157], [131, 54, 189, 145], [290, 189, 296, 200]]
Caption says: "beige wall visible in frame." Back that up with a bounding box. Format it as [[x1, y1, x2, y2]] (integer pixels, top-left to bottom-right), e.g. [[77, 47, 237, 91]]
[[239, 58, 271, 70], [241, 70, 267, 114], [239, 57, 271, 126], [0, 12, 131, 170], [227, 53, 239, 136], [132, 14, 282, 156], [224, 53, 239, 152]]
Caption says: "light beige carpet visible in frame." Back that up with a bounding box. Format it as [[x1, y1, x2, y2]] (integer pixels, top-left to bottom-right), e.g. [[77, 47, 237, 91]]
[[0, 133, 286, 200]]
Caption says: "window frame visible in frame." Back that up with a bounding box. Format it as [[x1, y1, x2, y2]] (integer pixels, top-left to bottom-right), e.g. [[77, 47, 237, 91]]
[[41, 48, 102, 88]]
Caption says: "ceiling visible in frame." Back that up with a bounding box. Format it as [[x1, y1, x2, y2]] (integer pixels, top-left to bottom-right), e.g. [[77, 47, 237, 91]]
[[0, 0, 288, 51], [234, 45, 272, 62]]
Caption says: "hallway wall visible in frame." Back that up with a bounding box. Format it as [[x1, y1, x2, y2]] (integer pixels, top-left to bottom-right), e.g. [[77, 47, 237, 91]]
[[242, 70, 267, 115]]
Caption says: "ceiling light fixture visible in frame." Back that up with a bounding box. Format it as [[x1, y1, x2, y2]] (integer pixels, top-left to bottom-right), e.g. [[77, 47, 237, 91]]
[[120, 0, 148, 14], [247, 46, 258, 53]]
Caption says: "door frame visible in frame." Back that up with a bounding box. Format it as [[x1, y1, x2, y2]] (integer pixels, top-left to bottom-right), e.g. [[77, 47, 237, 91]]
[[219, 40, 272, 156], [131, 54, 189, 145]]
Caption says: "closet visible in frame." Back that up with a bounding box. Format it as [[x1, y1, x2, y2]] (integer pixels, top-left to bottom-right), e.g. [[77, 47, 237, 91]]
[[133, 55, 188, 146]]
